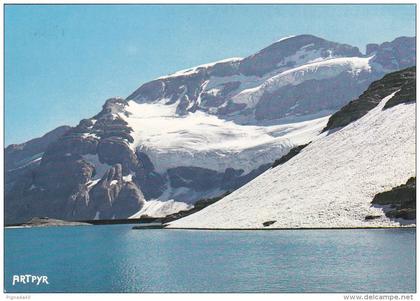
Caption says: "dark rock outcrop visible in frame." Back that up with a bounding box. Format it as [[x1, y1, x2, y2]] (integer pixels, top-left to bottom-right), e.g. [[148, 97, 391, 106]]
[[272, 143, 310, 168], [262, 220, 277, 227], [323, 66, 416, 132], [364, 215, 382, 221], [383, 70, 416, 108], [372, 177, 416, 220], [162, 192, 231, 223]]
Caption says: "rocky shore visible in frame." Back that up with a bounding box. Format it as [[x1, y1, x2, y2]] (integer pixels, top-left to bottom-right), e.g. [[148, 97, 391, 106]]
[[7, 217, 92, 228]]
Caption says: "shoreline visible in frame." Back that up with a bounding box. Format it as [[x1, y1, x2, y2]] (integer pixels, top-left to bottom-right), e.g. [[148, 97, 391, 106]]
[[5, 216, 416, 230], [5, 224, 416, 230], [164, 225, 416, 231], [4, 217, 160, 228]]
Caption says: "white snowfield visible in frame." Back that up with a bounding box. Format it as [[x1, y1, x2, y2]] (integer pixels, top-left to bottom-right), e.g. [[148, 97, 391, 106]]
[[129, 200, 193, 218], [122, 100, 330, 174], [168, 93, 415, 229]]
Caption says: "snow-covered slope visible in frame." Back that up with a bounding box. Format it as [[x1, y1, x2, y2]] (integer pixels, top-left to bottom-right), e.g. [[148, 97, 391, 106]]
[[129, 200, 192, 218], [168, 91, 415, 229]]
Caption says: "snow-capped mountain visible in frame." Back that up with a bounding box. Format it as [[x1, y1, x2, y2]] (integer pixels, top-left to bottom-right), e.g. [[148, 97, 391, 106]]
[[168, 67, 416, 229], [5, 34, 415, 224], [129, 35, 366, 122]]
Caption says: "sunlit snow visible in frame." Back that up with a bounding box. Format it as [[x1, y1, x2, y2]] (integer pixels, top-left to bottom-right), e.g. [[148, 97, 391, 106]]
[[129, 200, 192, 218], [121, 101, 330, 174], [168, 92, 415, 229]]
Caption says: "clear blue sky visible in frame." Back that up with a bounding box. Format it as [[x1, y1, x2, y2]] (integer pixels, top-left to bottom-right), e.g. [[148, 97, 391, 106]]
[[5, 4, 415, 145]]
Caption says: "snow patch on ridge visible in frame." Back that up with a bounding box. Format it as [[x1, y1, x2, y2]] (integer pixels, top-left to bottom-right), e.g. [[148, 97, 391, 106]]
[[157, 57, 243, 79], [275, 35, 297, 43], [168, 92, 415, 229]]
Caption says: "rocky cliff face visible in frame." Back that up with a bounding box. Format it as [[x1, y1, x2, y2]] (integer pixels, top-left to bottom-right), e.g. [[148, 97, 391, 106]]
[[6, 99, 145, 224], [5, 126, 71, 196], [5, 125, 71, 171], [323, 66, 415, 131], [369, 36, 416, 71], [5, 34, 416, 224]]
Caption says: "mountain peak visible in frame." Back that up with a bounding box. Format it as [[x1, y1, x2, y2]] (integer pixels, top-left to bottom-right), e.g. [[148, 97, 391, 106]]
[[273, 34, 325, 44], [239, 34, 362, 76]]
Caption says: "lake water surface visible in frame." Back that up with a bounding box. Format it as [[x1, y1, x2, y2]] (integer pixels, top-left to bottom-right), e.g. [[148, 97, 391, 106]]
[[4, 225, 416, 293]]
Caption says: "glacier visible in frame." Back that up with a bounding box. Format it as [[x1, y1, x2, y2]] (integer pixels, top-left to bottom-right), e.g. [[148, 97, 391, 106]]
[[121, 100, 330, 174]]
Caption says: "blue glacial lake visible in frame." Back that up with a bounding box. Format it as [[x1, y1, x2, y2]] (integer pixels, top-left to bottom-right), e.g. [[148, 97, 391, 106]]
[[4, 225, 415, 293]]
